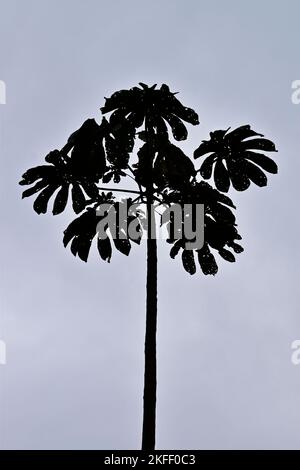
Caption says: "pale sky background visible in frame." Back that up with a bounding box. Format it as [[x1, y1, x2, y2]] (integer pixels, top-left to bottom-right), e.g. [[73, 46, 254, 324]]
[[0, 0, 300, 450]]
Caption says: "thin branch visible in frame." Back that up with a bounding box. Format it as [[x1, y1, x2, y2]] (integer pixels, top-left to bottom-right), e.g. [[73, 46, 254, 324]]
[[123, 171, 137, 182], [97, 187, 142, 195]]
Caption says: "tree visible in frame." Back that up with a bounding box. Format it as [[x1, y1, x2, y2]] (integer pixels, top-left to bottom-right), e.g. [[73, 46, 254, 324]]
[[19, 83, 278, 450]]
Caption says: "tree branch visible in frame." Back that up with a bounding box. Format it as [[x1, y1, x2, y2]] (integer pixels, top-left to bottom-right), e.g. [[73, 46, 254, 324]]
[[97, 187, 142, 195]]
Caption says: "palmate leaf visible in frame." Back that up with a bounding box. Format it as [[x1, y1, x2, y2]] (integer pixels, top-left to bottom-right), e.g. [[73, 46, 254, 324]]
[[20, 154, 93, 216], [19, 118, 109, 215], [169, 217, 242, 276], [159, 84, 199, 125], [63, 209, 98, 262], [101, 83, 199, 140], [194, 125, 278, 192], [63, 199, 142, 263], [100, 83, 200, 189], [166, 182, 243, 275]]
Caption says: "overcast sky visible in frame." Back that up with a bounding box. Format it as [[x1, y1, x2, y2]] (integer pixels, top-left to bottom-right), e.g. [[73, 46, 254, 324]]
[[0, 0, 300, 450]]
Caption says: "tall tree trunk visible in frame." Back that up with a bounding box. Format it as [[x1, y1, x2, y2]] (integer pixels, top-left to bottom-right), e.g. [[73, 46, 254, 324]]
[[141, 200, 157, 450]]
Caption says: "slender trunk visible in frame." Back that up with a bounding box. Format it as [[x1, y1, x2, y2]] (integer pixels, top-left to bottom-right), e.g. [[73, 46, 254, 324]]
[[141, 200, 158, 450]]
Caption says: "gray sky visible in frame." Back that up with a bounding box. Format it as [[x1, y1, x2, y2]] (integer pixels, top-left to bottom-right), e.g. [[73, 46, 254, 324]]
[[0, 0, 300, 450]]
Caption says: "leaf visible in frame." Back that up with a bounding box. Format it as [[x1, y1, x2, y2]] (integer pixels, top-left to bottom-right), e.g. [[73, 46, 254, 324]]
[[159, 84, 199, 125], [52, 185, 69, 215], [194, 141, 215, 159], [70, 237, 79, 256], [97, 236, 112, 262], [244, 151, 278, 174], [225, 125, 263, 142], [244, 160, 267, 187], [209, 129, 228, 141], [22, 179, 49, 198], [63, 209, 98, 262], [155, 117, 168, 141], [76, 236, 93, 262], [182, 249, 196, 275], [211, 203, 236, 225], [228, 241, 244, 253], [214, 158, 230, 193], [194, 127, 277, 193], [170, 240, 183, 259], [20, 165, 57, 185], [139, 82, 149, 89], [242, 138, 277, 152], [215, 191, 236, 209], [33, 184, 58, 214], [163, 113, 188, 141], [176, 106, 199, 125], [113, 238, 131, 256], [101, 89, 134, 114], [81, 182, 99, 200], [71, 183, 87, 214], [197, 244, 218, 275], [218, 248, 235, 262], [199, 153, 216, 179], [63, 220, 80, 247], [227, 159, 250, 191]]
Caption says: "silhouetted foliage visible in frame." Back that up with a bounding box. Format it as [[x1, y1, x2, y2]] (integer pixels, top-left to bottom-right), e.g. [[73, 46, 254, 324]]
[[19, 83, 277, 275], [19, 82, 278, 450], [20, 85, 277, 274], [194, 125, 278, 192]]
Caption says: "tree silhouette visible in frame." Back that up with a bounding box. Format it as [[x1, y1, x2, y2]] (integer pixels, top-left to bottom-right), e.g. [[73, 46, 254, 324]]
[[19, 83, 278, 450]]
